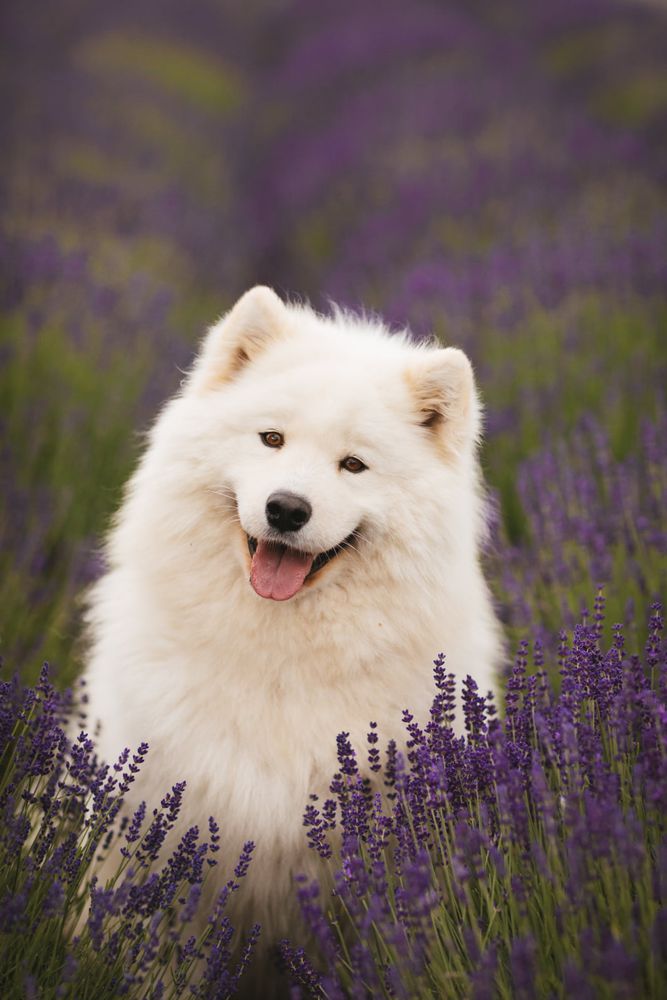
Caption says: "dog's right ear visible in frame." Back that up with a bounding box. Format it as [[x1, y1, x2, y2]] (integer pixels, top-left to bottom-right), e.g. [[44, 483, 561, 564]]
[[188, 286, 289, 392]]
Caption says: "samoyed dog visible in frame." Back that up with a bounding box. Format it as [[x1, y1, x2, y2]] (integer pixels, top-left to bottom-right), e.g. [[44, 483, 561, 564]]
[[83, 286, 502, 981]]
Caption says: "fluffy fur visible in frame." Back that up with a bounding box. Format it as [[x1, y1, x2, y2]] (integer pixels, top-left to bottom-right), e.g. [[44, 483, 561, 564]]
[[83, 286, 502, 981]]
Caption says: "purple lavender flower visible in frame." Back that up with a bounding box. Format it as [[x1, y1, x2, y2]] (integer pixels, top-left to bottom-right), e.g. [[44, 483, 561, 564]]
[[0, 664, 257, 996], [282, 601, 667, 998]]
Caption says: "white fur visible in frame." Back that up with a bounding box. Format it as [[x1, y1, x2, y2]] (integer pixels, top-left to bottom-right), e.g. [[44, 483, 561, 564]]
[[83, 287, 502, 954]]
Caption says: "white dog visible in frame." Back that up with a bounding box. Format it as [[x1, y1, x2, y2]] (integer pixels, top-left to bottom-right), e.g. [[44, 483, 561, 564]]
[[83, 286, 502, 977]]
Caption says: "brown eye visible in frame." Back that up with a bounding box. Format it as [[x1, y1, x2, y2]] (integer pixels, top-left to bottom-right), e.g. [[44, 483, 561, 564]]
[[340, 455, 367, 474], [260, 431, 284, 448]]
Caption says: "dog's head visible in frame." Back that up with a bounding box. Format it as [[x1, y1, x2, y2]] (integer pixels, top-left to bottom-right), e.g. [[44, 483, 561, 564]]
[[179, 286, 481, 601]]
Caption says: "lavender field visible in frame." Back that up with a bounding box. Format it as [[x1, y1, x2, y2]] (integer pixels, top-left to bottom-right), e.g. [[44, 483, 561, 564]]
[[1, 0, 666, 996]]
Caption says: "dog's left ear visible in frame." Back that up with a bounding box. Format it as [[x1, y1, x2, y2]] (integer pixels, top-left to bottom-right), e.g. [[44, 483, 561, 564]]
[[407, 347, 481, 454], [188, 286, 289, 392]]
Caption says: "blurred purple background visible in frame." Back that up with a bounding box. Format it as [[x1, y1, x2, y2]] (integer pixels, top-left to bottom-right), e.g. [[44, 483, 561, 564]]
[[1, 0, 666, 678]]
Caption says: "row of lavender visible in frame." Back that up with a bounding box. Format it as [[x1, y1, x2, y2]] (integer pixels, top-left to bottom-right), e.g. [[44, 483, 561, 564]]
[[0, 665, 259, 997], [282, 599, 666, 997], [1, 602, 665, 995]]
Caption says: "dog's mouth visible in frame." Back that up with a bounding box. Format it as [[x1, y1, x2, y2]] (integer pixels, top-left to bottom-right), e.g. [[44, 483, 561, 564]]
[[246, 532, 357, 601]]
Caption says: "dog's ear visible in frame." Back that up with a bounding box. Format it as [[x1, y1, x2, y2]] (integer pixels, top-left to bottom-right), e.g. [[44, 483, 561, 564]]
[[406, 347, 480, 455], [188, 286, 289, 391]]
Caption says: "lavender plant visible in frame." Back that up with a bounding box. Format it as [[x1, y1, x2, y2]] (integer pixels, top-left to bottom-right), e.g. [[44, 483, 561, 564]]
[[0, 665, 259, 998], [281, 599, 667, 998], [490, 413, 667, 659]]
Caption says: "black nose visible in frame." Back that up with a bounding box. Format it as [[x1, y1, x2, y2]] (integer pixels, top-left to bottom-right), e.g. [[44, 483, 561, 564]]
[[266, 491, 312, 533]]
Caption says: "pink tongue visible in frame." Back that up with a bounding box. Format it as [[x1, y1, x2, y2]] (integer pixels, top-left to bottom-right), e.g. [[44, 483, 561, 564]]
[[250, 540, 314, 601]]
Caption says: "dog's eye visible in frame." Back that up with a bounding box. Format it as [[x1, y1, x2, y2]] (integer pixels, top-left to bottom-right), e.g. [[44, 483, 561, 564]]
[[340, 455, 367, 474], [260, 431, 284, 449]]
